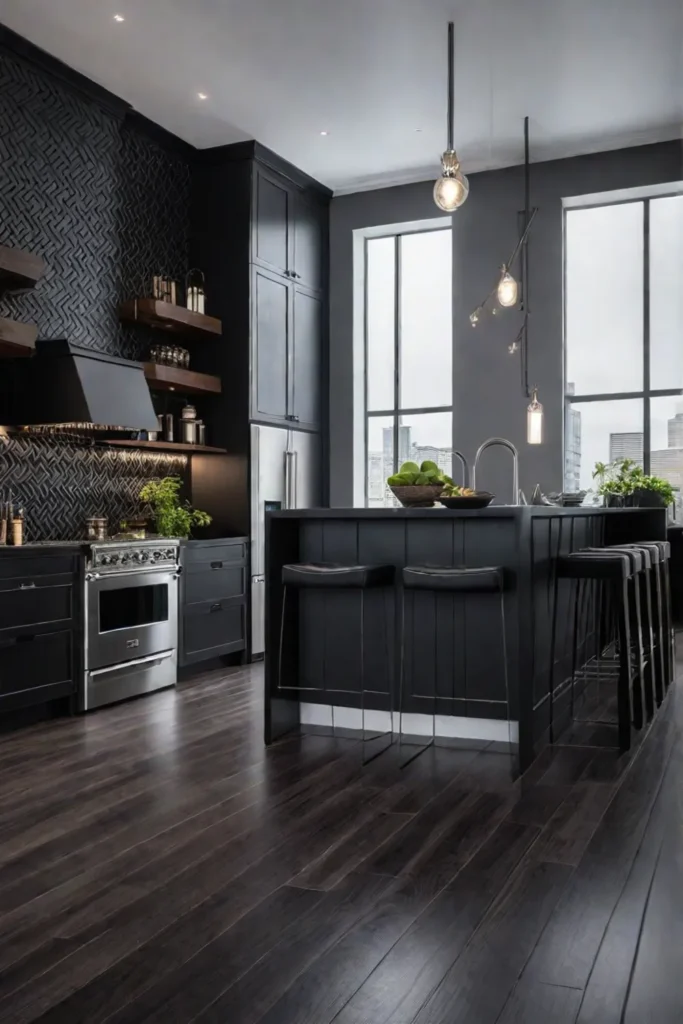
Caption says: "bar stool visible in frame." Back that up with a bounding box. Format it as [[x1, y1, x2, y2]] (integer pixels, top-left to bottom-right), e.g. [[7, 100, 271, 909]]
[[278, 562, 395, 764], [399, 565, 512, 769], [649, 540, 675, 691], [614, 543, 667, 706], [550, 550, 641, 752]]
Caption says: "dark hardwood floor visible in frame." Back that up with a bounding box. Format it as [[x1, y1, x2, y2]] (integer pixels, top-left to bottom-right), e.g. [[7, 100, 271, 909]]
[[0, 654, 681, 1023]]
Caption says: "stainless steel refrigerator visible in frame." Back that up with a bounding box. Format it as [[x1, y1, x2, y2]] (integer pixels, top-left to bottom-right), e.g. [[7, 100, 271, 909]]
[[250, 424, 321, 655]]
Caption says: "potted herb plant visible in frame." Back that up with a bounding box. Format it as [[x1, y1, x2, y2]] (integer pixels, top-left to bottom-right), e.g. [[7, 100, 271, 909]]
[[592, 459, 674, 509], [139, 476, 212, 538]]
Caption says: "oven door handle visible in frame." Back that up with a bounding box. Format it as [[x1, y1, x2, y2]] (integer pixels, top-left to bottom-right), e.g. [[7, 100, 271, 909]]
[[89, 650, 175, 677]]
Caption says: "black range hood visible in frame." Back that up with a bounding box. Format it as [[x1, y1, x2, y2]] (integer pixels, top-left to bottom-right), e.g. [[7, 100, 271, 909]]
[[22, 340, 158, 431]]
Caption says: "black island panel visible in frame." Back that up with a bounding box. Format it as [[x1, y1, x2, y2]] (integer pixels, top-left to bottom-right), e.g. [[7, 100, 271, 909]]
[[265, 507, 667, 770]]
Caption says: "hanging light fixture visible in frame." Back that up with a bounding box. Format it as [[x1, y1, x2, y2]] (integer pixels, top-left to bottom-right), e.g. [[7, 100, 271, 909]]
[[496, 265, 518, 307], [527, 387, 543, 444], [433, 22, 469, 212]]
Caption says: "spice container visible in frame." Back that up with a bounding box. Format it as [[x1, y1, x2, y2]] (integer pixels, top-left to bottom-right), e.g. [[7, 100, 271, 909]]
[[86, 517, 108, 541]]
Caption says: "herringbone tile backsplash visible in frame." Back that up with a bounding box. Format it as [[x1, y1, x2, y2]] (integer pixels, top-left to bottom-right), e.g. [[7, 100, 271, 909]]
[[0, 48, 192, 537]]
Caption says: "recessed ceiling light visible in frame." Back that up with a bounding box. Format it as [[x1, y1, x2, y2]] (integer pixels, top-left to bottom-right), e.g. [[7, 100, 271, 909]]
[[113, 13, 125, 21], [198, 92, 209, 100], [415, 128, 423, 133], [319, 130, 329, 136]]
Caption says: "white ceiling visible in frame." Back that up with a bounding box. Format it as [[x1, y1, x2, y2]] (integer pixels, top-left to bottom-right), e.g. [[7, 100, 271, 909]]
[[1, 0, 681, 193]]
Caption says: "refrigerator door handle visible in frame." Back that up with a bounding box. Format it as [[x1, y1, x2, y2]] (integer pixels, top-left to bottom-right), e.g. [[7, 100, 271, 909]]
[[292, 449, 298, 507]]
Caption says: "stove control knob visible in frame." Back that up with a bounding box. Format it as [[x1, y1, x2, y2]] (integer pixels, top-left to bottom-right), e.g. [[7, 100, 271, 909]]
[[101, 555, 110, 566], [110, 554, 120, 565], [134, 552, 144, 562], [121, 554, 130, 564], [152, 550, 162, 561]]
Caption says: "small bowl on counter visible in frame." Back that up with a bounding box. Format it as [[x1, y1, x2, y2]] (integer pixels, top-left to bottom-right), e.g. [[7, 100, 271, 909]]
[[438, 492, 495, 509], [389, 484, 446, 508]]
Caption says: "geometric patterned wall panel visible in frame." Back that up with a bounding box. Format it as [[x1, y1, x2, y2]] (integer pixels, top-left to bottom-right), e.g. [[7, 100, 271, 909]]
[[0, 435, 187, 541], [0, 49, 192, 536]]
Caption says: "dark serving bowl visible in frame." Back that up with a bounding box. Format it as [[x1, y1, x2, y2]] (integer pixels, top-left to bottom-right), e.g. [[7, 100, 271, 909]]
[[438, 492, 495, 510]]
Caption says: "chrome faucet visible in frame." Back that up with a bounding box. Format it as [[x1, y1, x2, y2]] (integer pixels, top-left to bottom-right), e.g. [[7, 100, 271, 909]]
[[472, 437, 520, 505], [453, 450, 470, 489]]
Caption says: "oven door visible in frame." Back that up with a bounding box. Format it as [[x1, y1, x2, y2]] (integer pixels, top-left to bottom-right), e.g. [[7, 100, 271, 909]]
[[86, 569, 178, 671]]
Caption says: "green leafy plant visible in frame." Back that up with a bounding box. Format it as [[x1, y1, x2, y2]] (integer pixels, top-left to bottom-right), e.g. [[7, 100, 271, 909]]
[[139, 476, 212, 539], [592, 458, 674, 507]]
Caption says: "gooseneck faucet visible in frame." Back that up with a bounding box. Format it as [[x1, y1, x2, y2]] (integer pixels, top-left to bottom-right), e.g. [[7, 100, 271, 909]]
[[453, 450, 470, 489], [472, 437, 520, 505]]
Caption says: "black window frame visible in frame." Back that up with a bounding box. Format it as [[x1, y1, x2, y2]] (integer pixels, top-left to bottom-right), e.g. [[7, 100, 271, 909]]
[[564, 191, 683, 480], [364, 224, 453, 506]]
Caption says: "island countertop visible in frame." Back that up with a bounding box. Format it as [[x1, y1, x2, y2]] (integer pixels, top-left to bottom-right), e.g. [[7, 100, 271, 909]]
[[265, 505, 667, 770]]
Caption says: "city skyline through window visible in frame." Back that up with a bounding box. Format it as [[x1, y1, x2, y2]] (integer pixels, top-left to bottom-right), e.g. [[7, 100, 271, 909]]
[[564, 192, 683, 510], [365, 226, 453, 507]]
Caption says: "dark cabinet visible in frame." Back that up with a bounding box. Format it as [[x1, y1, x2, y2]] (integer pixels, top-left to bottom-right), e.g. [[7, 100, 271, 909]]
[[252, 165, 293, 277], [0, 553, 79, 713], [251, 265, 291, 424], [293, 191, 325, 293], [291, 284, 323, 430], [180, 539, 247, 667]]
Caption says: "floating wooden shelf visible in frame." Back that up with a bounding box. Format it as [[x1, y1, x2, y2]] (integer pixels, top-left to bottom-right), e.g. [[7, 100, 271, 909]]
[[143, 362, 221, 395], [119, 299, 222, 340], [0, 317, 38, 357], [107, 439, 227, 455], [0, 244, 46, 291]]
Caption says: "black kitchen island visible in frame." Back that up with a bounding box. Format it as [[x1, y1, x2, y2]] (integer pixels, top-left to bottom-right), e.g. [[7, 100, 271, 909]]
[[265, 506, 667, 770]]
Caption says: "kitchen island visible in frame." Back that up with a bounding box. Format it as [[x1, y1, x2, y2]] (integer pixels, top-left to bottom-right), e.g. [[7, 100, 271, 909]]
[[265, 505, 667, 770]]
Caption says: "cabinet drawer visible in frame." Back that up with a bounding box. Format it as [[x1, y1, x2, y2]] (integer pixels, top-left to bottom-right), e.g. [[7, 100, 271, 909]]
[[0, 629, 73, 696], [185, 564, 246, 605], [184, 542, 246, 567], [0, 554, 78, 580], [0, 575, 73, 633], [184, 600, 245, 660]]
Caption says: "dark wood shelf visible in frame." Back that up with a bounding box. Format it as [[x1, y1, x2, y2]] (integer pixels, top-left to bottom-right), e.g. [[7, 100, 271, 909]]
[[0, 317, 38, 357], [0, 244, 46, 291], [119, 299, 222, 340], [106, 439, 227, 454], [143, 362, 221, 395]]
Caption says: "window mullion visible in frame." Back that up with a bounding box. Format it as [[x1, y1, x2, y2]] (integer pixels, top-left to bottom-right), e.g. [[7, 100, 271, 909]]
[[393, 234, 401, 474], [643, 199, 651, 473]]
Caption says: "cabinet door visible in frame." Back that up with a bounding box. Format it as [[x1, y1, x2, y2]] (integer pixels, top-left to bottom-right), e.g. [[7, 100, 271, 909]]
[[290, 284, 322, 431], [251, 265, 291, 425], [292, 191, 325, 293], [290, 428, 321, 510], [252, 164, 293, 277]]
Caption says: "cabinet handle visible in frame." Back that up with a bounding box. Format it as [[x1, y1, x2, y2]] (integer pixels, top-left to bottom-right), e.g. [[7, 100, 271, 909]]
[[283, 269, 293, 278], [210, 561, 223, 570], [0, 634, 36, 648], [292, 271, 301, 279], [210, 602, 222, 613], [19, 583, 36, 590]]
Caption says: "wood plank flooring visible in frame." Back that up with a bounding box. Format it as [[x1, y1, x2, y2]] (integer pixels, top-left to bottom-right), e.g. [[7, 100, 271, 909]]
[[0, 656, 680, 1023]]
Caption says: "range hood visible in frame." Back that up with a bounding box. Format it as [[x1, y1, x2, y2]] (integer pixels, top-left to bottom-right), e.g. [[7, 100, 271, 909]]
[[23, 340, 158, 431]]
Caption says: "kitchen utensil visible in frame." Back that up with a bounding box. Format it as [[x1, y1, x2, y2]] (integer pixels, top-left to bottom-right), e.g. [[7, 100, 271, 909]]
[[438, 493, 495, 509], [164, 413, 174, 442], [196, 421, 206, 446], [86, 517, 108, 540]]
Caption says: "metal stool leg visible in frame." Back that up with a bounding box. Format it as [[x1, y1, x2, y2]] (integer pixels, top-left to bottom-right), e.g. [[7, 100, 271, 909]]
[[548, 565, 560, 743], [399, 588, 435, 770], [278, 583, 288, 693], [361, 588, 393, 766], [500, 588, 513, 755], [570, 578, 583, 721], [615, 578, 633, 752]]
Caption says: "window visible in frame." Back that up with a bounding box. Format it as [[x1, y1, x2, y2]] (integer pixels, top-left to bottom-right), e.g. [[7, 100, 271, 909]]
[[564, 193, 683, 508], [364, 225, 452, 507]]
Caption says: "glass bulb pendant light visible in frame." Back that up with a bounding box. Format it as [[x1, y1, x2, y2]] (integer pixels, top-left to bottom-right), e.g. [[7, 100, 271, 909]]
[[527, 387, 543, 445], [434, 22, 469, 213], [497, 265, 518, 307]]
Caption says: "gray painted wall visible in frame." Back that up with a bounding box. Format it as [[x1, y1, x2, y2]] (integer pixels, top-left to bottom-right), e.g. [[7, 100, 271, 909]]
[[329, 140, 681, 506]]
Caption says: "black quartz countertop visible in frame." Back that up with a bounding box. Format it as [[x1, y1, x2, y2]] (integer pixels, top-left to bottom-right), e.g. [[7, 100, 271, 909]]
[[0, 542, 87, 554], [269, 506, 663, 519]]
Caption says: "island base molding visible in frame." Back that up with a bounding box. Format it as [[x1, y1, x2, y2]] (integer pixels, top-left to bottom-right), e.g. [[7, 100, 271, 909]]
[[300, 703, 518, 744]]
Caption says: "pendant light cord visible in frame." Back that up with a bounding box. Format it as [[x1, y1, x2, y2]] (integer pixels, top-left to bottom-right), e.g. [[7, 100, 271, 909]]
[[521, 115, 531, 399], [447, 22, 454, 151]]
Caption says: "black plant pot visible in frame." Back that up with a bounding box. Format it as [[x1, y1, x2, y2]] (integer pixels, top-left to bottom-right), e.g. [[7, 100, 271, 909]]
[[604, 493, 625, 508], [630, 487, 669, 508]]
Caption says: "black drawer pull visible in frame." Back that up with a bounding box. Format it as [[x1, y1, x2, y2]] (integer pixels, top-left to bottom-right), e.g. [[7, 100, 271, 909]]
[[210, 602, 223, 613], [19, 583, 36, 591], [210, 561, 223, 570], [0, 634, 36, 648]]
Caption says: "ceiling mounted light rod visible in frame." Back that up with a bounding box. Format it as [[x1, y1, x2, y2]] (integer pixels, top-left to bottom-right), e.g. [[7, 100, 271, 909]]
[[433, 22, 469, 212]]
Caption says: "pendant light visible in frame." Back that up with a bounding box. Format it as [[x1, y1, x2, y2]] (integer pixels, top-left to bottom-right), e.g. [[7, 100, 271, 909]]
[[496, 265, 518, 307], [433, 22, 469, 212], [527, 387, 543, 444]]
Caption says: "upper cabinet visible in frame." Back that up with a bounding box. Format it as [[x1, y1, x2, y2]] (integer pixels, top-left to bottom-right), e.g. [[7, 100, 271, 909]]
[[252, 165, 293, 278], [252, 164, 326, 295]]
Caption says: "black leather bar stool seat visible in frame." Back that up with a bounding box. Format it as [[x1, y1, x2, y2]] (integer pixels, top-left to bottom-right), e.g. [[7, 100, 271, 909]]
[[278, 561, 395, 764], [552, 549, 641, 752], [402, 565, 503, 592], [399, 564, 511, 769], [282, 563, 395, 589]]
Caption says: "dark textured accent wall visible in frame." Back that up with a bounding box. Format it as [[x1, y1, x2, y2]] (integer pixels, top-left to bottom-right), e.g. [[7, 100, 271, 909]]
[[329, 140, 682, 505], [0, 436, 186, 541], [0, 43, 192, 536]]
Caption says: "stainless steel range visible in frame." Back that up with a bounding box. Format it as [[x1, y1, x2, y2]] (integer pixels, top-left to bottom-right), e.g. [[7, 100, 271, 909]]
[[80, 539, 180, 711]]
